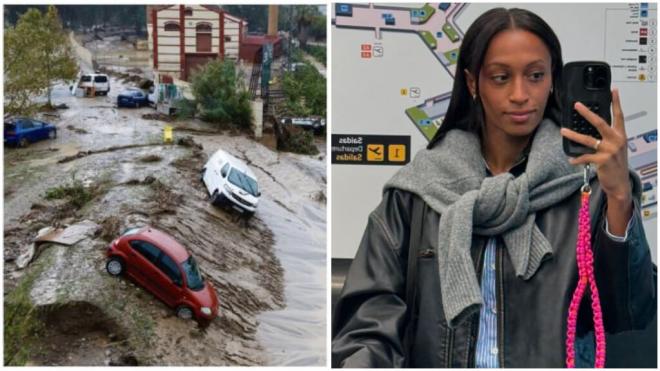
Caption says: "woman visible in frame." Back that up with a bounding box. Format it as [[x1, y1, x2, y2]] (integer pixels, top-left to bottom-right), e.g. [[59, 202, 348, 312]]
[[332, 7, 655, 368]]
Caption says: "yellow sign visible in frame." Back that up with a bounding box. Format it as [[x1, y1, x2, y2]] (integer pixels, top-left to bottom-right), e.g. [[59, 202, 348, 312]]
[[400, 88, 408, 96], [367, 144, 385, 161], [643, 209, 651, 218], [388, 144, 406, 162], [164, 125, 173, 143]]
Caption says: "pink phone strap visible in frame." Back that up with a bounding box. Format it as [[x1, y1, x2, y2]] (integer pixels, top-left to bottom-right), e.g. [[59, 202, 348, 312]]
[[565, 184, 606, 368]]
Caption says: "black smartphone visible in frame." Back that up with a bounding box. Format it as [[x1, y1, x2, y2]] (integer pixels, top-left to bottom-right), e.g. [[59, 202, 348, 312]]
[[560, 61, 612, 157]]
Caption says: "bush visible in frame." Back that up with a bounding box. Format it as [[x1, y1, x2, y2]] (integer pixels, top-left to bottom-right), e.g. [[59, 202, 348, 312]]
[[45, 179, 93, 209], [278, 125, 319, 155], [282, 64, 326, 118], [173, 98, 197, 120], [190, 60, 253, 130], [303, 44, 326, 66]]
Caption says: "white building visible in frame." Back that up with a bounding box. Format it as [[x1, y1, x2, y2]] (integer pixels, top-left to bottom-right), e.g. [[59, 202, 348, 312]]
[[147, 5, 247, 82]]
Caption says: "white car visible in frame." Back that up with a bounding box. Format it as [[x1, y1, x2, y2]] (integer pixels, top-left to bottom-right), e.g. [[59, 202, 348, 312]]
[[201, 149, 261, 217], [78, 73, 110, 96]]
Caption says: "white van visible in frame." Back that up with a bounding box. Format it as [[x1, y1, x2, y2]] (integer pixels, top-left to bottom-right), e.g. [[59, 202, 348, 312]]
[[201, 149, 261, 217], [78, 73, 110, 96]]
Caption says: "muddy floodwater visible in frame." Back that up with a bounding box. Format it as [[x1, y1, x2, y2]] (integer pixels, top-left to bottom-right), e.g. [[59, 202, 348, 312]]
[[4, 75, 326, 366]]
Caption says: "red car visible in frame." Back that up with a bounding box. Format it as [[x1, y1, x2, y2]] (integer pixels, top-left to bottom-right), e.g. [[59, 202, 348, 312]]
[[106, 226, 219, 323]]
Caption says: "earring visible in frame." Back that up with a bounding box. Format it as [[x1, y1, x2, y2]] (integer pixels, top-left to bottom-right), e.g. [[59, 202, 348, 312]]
[[472, 93, 477, 100], [550, 86, 554, 93]]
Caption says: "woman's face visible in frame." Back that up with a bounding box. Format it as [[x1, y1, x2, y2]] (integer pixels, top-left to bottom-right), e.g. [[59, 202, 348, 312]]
[[466, 29, 553, 139]]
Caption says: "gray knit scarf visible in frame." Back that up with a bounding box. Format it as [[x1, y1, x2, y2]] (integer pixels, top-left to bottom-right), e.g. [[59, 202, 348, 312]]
[[384, 119, 593, 328]]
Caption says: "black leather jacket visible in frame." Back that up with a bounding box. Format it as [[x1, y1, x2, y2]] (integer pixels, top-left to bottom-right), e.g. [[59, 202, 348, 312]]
[[332, 176, 656, 368]]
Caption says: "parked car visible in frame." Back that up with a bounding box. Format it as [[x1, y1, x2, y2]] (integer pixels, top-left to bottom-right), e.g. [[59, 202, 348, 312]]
[[117, 88, 150, 108], [106, 226, 219, 324], [201, 149, 261, 217], [283, 62, 307, 73], [4, 117, 57, 147], [78, 73, 110, 96], [280, 116, 326, 134]]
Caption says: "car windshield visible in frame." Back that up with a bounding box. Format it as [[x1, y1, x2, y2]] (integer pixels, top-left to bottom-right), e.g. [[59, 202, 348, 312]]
[[228, 168, 259, 197], [5, 123, 16, 133], [121, 227, 142, 236], [81, 75, 91, 82], [182, 256, 204, 291], [94, 76, 108, 83]]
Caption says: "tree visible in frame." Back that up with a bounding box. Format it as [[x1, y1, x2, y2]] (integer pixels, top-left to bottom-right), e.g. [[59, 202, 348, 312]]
[[190, 60, 253, 129], [41, 6, 78, 107], [4, 6, 78, 114], [294, 5, 320, 49], [282, 63, 326, 117]]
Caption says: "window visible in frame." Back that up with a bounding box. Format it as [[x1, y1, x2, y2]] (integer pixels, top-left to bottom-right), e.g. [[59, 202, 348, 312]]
[[122, 227, 141, 236], [81, 75, 92, 82], [181, 256, 204, 291], [185, 7, 193, 16], [221, 163, 230, 177], [228, 168, 259, 197], [196, 23, 212, 32], [129, 240, 161, 264], [196, 22, 212, 52], [157, 254, 183, 286], [164, 22, 180, 32], [224, 36, 232, 42], [94, 75, 108, 83]]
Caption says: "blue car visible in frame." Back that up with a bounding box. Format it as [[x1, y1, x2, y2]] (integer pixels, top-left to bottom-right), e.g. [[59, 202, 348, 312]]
[[117, 88, 150, 108], [4, 117, 57, 147]]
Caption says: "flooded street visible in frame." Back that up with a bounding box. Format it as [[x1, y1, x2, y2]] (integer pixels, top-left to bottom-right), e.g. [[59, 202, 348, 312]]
[[4, 70, 326, 365]]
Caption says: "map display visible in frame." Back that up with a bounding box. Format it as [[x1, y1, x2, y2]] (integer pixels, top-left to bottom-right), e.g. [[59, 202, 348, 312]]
[[332, 3, 658, 259]]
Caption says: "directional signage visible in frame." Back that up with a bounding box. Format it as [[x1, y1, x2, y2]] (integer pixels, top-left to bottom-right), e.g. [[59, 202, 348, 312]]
[[331, 134, 411, 165]]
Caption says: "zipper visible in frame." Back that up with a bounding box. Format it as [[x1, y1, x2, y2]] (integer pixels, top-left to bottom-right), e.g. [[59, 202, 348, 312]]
[[496, 242, 505, 367], [468, 238, 487, 368], [445, 327, 454, 368]]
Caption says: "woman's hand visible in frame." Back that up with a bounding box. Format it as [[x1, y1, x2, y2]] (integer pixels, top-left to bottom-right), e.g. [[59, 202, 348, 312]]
[[560, 88, 632, 235]]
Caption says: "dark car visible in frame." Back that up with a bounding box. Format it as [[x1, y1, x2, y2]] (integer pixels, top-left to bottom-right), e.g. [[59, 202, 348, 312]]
[[280, 116, 326, 134], [117, 88, 149, 108], [106, 226, 219, 324], [4, 117, 57, 147]]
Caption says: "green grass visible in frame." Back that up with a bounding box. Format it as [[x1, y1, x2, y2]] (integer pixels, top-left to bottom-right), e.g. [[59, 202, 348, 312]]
[[45, 180, 93, 209], [4, 254, 51, 365]]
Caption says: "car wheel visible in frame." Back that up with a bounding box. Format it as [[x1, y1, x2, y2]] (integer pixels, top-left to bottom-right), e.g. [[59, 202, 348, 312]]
[[106, 257, 125, 276], [48, 129, 56, 139], [211, 190, 222, 205], [19, 138, 29, 148], [176, 306, 194, 320]]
